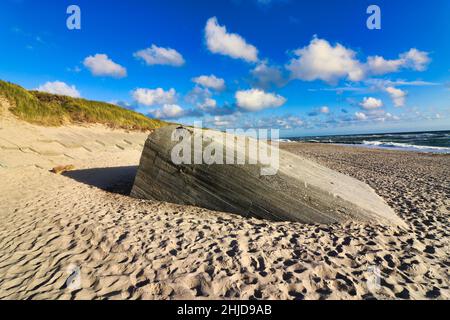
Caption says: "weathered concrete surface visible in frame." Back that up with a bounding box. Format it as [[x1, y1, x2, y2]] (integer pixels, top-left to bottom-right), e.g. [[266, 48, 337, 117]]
[[131, 126, 405, 226]]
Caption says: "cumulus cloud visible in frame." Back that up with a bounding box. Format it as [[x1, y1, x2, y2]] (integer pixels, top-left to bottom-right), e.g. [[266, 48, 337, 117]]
[[286, 37, 430, 84], [251, 62, 287, 89], [132, 88, 177, 106], [185, 86, 237, 116], [235, 89, 286, 111], [185, 86, 218, 112], [400, 48, 430, 71], [359, 97, 383, 110], [83, 54, 127, 78], [303, 107, 404, 128], [367, 109, 401, 122], [354, 112, 368, 121], [109, 100, 131, 108], [286, 37, 365, 84], [185, 86, 211, 104], [385, 112, 400, 121], [205, 113, 305, 130], [264, 115, 304, 129], [385, 87, 407, 107], [148, 104, 184, 119], [319, 106, 330, 114], [366, 56, 404, 75], [367, 49, 430, 75], [198, 98, 217, 111], [286, 116, 304, 128], [36, 81, 80, 98], [205, 17, 258, 63], [308, 106, 330, 117], [206, 115, 235, 128], [134, 44, 185, 67], [192, 74, 225, 91]]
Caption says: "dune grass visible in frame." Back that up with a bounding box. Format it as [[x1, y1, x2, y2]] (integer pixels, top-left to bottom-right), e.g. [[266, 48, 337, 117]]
[[0, 80, 167, 130]]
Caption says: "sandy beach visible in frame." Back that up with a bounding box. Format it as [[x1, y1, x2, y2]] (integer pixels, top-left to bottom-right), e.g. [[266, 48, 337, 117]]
[[0, 109, 449, 299], [1, 0, 449, 303]]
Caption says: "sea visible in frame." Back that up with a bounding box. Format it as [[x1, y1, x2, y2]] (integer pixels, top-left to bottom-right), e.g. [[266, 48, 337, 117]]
[[284, 130, 450, 154]]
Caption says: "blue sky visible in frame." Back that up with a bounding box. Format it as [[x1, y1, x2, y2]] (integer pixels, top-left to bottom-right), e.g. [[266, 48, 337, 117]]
[[1, 0, 449, 137]]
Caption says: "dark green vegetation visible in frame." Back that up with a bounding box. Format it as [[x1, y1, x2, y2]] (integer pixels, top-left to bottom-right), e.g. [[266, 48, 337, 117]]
[[0, 80, 167, 130]]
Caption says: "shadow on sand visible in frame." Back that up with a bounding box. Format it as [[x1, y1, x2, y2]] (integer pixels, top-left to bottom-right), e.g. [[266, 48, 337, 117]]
[[63, 166, 138, 195]]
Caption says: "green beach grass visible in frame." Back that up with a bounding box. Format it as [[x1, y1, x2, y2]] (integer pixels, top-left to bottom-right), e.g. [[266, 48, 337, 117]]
[[0, 80, 167, 131]]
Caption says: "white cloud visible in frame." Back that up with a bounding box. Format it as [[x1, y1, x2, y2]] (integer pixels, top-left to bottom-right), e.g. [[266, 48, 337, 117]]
[[36, 81, 80, 98], [235, 89, 286, 111], [132, 88, 176, 106], [400, 48, 430, 71], [366, 49, 430, 75], [286, 37, 430, 83], [205, 17, 258, 63], [359, 97, 383, 110], [198, 98, 217, 111], [285, 116, 304, 127], [319, 106, 330, 114], [134, 44, 185, 67], [185, 86, 216, 112], [109, 100, 131, 108], [205, 113, 305, 130], [355, 112, 368, 121], [192, 74, 225, 91], [365, 79, 439, 87], [209, 115, 233, 127], [251, 62, 286, 89], [149, 104, 184, 119], [83, 54, 127, 78], [254, 115, 305, 129], [385, 87, 407, 107], [385, 112, 400, 121], [366, 56, 404, 75], [272, 116, 304, 129], [362, 109, 401, 122], [286, 37, 365, 84]]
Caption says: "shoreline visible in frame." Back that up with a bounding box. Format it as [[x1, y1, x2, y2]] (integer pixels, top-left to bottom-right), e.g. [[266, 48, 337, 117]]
[[278, 140, 450, 155], [276, 129, 450, 155], [328, 142, 450, 154]]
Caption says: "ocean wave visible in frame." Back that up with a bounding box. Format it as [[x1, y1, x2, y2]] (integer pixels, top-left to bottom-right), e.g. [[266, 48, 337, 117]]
[[361, 140, 450, 153], [274, 138, 295, 143]]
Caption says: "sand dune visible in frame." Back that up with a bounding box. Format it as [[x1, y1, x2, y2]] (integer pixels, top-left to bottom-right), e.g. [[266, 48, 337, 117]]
[[0, 104, 448, 299]]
